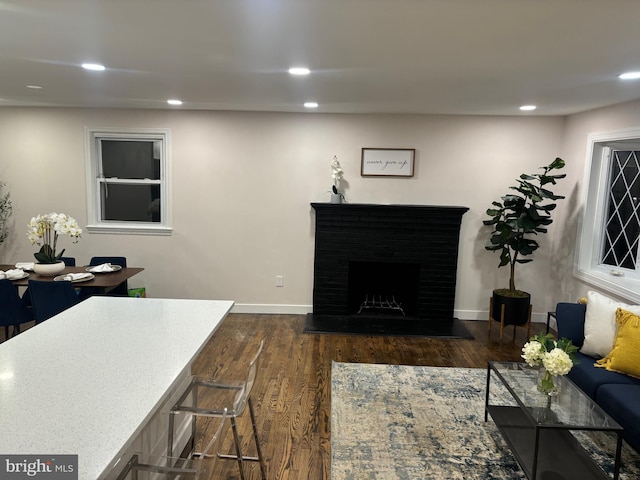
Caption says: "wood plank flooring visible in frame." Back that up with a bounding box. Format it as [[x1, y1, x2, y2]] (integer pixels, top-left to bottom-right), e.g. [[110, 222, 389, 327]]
[[188, 314, 545, 480], [1, 314, 545, 479]]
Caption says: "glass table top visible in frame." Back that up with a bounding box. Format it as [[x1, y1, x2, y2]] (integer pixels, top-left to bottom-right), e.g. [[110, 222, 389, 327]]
[[489, 361, 623, 431]]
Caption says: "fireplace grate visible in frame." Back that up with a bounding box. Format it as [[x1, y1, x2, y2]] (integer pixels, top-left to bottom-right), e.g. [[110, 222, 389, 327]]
[[357, 294, 405, 316]]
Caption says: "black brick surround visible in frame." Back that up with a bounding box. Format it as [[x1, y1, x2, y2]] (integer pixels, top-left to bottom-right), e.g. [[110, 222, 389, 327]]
[[310, 203, 468, 321]]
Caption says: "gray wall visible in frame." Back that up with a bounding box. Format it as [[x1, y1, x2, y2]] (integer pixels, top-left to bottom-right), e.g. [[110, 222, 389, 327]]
[[1, 103, 629, 319]]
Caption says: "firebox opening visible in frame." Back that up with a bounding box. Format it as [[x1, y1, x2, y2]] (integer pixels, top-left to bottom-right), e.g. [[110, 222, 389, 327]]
[[347, 261, 420, 318]]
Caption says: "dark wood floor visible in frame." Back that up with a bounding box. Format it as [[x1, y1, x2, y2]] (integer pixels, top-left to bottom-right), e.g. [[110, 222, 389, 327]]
[[189, 314, 544, 480], [1, 314, 544, 479]]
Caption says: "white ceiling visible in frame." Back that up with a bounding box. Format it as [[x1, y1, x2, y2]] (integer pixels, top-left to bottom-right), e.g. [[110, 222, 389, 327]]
[[2, 0, 640, 116]]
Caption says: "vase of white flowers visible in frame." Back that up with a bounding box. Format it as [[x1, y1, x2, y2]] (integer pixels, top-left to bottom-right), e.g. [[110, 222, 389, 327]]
[[330, 156, 345, 203], [27, 212, 82, 275], [521, 333, 578, 396]]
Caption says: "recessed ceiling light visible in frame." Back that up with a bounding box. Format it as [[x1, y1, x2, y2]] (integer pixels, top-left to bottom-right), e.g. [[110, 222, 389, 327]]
[[167, 99, 183, 106], [520, 105, 537, 111], [618, 71, 640, 80], [304, 102, 319, 108], [289, 67, 310, 76], [82, 63, 106, 71], [26, 85, 42, 89]]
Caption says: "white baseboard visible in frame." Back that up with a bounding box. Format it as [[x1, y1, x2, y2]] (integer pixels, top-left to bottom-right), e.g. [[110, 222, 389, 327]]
[[231, 304, 546, 324], [231, 304, 313, 315]]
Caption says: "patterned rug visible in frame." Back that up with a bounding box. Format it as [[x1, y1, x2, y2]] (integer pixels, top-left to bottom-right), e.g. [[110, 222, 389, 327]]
[[331, 362, 640, 480]]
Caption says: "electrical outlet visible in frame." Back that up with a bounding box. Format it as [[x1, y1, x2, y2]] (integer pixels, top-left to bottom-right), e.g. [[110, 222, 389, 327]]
[[276, 275, 284, 287]]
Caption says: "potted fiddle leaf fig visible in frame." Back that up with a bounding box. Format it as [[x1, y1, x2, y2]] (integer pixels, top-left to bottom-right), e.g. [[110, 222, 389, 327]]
[[483, 157, 566, 325]]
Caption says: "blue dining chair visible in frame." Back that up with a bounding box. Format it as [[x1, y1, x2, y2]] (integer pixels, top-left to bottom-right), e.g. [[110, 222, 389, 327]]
[[0, 279, 34, 341], [79, 256, 128, 300], [28, 279, 80, 324], [22, 256, 76, 310], [59, 257, 77, 267]]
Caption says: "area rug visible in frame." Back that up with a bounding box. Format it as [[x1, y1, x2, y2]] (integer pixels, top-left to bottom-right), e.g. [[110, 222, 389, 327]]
[[331, 362, 640, 480]]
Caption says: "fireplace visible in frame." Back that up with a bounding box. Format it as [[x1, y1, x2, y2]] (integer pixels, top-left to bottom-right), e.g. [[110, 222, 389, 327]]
[[310, 203, 468, 322]]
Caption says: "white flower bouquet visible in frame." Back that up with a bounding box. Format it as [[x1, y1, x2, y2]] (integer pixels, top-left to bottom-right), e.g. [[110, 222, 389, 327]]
[[522, 333, 578, 395], [27, 212, 82, 264]]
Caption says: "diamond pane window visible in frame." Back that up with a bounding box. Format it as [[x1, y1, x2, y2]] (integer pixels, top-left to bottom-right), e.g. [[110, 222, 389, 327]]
[[601, 150, 640, 270], [576, 130, 640, 303]]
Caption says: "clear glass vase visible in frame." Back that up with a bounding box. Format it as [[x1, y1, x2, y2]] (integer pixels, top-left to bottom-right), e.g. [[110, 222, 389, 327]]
[[537, 367, 560, 396]]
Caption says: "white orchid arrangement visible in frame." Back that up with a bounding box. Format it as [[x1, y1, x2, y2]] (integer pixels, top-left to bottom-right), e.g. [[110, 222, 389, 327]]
[[331, 156, 344, 195], [27, 212, 82, 264]]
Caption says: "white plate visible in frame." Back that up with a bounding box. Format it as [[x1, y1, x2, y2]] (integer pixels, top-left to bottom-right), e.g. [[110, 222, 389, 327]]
[[54, 273, 95, 283], [85, 265, 122, 273], [15, 263, 34, 271], [5, 272, 29, 280]]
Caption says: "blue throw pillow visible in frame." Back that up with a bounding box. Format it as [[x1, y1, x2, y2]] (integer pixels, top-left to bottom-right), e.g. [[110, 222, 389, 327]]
[[555, 302, 586, 348]]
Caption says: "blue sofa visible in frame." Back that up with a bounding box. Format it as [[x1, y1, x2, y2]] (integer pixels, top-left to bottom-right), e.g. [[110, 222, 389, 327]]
[[555, 302, 640, 452]]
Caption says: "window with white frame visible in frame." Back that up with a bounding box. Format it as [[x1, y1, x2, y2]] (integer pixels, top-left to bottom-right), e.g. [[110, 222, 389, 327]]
[[575, 129, 640, 302], [85, 127, 172, 235]]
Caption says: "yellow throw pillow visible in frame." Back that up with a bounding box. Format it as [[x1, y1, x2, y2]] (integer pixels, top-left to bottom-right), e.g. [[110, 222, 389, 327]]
[[596, 308, 640, 378]]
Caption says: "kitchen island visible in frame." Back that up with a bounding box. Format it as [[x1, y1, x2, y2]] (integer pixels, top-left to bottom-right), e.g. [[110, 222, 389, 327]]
[[0, 296, 233, 479]]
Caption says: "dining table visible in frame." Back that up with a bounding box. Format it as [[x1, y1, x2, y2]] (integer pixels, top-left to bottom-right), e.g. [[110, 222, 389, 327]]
[[0, 264, 144, 295]]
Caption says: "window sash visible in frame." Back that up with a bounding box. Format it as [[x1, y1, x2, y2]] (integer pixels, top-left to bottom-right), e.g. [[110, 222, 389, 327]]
[[600, 150, 640, 271], [98, 139, 162, 180]]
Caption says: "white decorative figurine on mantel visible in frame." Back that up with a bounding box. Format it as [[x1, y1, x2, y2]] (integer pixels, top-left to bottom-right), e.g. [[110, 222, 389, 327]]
[[330, 155, 345, 204]]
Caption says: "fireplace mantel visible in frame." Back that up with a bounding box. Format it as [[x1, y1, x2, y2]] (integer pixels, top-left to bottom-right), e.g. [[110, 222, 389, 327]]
[[310, 203, 469, 321], [311, 202, 469, 214]]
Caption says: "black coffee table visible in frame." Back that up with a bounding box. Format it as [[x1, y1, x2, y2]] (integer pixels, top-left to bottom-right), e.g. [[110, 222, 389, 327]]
[[485, 361, 623, 480]]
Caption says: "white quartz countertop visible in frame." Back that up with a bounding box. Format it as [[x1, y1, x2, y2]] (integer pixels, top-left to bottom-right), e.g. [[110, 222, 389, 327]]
[[0, 296, 233, 479]]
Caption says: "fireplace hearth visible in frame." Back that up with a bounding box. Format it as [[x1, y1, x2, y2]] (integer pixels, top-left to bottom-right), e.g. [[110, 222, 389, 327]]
[[308, 203, 469, 335]]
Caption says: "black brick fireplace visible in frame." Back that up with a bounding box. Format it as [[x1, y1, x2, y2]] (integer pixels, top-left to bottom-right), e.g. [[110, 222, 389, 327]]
[[309, 203, 468, 325]]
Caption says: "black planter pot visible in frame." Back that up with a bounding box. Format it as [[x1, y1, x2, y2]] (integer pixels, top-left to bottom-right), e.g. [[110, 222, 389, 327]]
[[491, 290, 531, 326]]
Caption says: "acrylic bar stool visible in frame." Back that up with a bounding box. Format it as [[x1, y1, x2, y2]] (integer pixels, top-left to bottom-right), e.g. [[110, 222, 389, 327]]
[[167, 340, 267, 480], [115, 408, 226, 480]]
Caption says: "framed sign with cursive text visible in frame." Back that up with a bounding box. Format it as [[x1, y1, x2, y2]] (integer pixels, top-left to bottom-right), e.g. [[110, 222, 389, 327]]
[[361, 148, 415, 177]]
